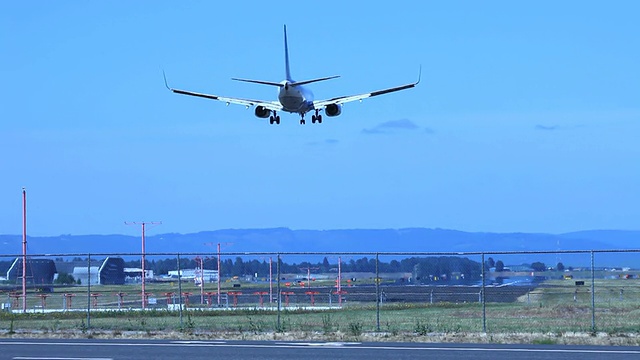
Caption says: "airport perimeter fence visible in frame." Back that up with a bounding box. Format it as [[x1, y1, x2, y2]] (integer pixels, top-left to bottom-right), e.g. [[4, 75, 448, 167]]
[[1, 249, 640, 335]]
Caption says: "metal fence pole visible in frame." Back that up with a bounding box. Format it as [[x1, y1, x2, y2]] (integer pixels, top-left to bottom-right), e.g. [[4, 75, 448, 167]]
[[86, 253, 91, 331], [375, 252, 380, 332], [277, 254, 281, 330], [481, 253, 486, 333], [177, 253, 183, 328], [591, 250, 596, 332]]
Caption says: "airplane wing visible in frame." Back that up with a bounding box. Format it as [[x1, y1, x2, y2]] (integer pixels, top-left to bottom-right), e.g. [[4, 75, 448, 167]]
[[313, 68, 421, 109], [164, 72, 283, 111]]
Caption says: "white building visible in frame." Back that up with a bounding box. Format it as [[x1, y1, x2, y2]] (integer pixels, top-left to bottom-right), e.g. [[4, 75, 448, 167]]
[[167, 269, 219, 283]]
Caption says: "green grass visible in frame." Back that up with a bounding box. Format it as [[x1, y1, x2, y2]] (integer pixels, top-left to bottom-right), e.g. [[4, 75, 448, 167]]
[[3, 279, 640, 335]]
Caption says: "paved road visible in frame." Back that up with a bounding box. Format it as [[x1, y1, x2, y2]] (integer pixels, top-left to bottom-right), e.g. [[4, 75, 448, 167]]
[[2, 339, 640, 360]]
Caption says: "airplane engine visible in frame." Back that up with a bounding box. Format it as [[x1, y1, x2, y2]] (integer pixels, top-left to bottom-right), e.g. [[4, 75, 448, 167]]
[[325, 103, 342, 117], [254, 106, 271, 118]]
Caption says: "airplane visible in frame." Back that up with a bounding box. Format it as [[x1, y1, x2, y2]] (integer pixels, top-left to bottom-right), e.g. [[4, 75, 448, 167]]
[[163, 25, 420, 125]]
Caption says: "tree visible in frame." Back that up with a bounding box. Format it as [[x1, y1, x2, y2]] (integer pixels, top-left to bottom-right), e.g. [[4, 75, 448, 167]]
[[55, 272, 76, 285], [495, 260, 505, 272], [321, 257, 330, 272], [556, 262, 565, 271], [487, 257, 495, 268], [232, 257, 245, 276], [531, 262, 546, 272]]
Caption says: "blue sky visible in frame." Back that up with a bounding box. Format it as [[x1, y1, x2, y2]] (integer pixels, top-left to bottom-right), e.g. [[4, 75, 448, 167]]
[[1, 2, 639, 236]]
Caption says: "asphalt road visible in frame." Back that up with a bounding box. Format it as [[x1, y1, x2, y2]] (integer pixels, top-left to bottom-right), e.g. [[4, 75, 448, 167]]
[[1, 339, 640, 360]]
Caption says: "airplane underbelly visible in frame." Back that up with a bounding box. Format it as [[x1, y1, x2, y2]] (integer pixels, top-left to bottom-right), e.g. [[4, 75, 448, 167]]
[[280, 96, 304, 112]]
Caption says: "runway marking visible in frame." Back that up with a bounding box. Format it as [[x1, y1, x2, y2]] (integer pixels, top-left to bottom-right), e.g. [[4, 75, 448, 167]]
[[3, 341, 640, 355], [13, 358, 113, 360], [275, 342, 360, 347], [170, 341, 227, 344]]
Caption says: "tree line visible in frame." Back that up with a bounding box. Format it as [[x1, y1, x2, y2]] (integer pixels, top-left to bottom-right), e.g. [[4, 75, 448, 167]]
[[1, 256, 563, 284], [124, 256, 483, 281]]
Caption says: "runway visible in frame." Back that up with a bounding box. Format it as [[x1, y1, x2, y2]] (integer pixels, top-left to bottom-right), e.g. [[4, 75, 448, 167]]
[[2, 339, 640, 360]]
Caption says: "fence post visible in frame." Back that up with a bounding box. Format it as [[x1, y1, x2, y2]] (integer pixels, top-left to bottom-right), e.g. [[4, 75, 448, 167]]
[[375, 252, 380, 332], [86, 253, 91, 331], [481, 252, 486, 333], [277, 253, 281, 331], [591, 250, 596, 332], [177, 253, 183, 328]]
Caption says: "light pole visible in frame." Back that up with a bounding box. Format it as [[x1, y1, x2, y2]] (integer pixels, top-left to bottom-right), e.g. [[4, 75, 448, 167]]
[[204, 242, 232, 306], [21, 187, 27, 313], [125, 221, 161, 309], [195, 256, 205, 304]]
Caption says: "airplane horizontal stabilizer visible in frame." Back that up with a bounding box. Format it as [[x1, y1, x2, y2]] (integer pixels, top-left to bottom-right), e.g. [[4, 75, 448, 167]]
[[290, 75, 340, 87], [231, 78, 284, 87]]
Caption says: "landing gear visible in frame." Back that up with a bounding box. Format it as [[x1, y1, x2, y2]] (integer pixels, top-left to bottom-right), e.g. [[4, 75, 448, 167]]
[[269, 112, 281, 125], [311, 110, 323, 124], [299, 113, 306, 125]]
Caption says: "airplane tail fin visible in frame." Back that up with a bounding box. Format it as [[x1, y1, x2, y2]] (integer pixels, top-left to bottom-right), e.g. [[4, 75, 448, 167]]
[[284, 25, 292, 81], [231, 26, 340, 88]]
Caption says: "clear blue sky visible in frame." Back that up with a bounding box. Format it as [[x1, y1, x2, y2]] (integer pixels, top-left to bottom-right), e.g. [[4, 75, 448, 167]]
[[1, 2, 639, 236]]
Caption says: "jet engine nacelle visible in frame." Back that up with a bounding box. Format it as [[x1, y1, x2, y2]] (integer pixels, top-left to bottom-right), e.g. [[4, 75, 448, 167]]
[[325, 103, 342, 117], [254, 106, 271, 118]]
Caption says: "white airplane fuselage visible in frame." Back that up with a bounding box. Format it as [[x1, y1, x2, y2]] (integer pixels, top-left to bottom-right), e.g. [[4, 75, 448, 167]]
[[278, 82, 314, 114]]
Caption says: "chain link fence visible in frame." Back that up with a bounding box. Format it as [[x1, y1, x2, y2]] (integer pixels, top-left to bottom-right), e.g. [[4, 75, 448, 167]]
[[1, 250, 639, 334]]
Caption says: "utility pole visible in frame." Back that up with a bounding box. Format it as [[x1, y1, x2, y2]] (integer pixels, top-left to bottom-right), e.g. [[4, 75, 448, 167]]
[[299, 266, 319, 288], [204, 242, 232, 305], [125, 221, 161, 309], [21, 187, 27, 313]]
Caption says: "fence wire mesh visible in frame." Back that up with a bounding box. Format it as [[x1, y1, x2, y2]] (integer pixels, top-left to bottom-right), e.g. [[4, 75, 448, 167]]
[[1, 250, 639, 334]]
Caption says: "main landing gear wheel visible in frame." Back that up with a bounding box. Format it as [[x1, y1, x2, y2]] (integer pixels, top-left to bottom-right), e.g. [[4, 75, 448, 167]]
[[300, 119, 306, 125], [269, 114, 281, 125], [312, 111, 323, 124]]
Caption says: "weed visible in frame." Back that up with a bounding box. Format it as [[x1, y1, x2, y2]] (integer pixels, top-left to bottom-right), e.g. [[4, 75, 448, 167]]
[[247, 316, 265, 334], [322, 314, 336, 333], [348, 321, 363, 337], [384, 321, 398, 336], [77, 319, 87, 334], [181, 313, 195, 333], [532, 338, 557, 345], [275, 317, 291, 333], [414, 319, 432, 335]]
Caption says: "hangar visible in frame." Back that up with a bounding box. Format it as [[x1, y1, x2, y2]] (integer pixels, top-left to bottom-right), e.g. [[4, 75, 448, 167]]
[[67, 257, 126, 285], [5, 258, 57, 287]]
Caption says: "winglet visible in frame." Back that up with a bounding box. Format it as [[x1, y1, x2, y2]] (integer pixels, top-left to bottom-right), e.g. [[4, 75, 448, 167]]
[[162, 70, 171, 90], [415, 65, 422, 85]]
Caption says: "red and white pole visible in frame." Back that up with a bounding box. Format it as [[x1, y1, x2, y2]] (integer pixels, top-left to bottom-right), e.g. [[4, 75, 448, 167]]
[[338, 257, 342, 306], [22, 188, 27, 313], [217, 243, 221, 305], [269, 257, 273, 304], [141, 222, 146, 309]]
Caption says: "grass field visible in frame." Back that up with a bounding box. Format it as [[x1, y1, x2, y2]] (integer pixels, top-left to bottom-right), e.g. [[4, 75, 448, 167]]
[[2, 279, 640, 336]]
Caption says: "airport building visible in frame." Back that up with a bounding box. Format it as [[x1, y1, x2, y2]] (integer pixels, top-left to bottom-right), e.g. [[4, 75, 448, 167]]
[[167, 269, 219, 283], [58, 257, 126, 285], [5, 258, 57, 286]]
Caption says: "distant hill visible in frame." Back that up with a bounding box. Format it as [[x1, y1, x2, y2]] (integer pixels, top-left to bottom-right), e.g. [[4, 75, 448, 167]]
[[1, 228, 638, 267]]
